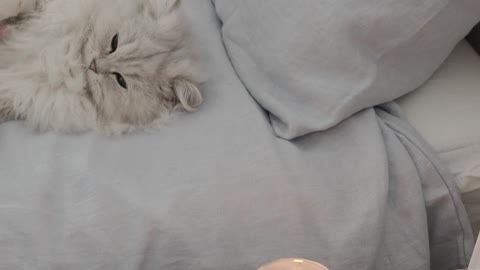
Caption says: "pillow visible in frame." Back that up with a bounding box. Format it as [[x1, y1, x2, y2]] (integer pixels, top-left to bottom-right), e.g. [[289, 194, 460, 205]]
[[213, 0, 480, 139], [397, 40, 480, 235]]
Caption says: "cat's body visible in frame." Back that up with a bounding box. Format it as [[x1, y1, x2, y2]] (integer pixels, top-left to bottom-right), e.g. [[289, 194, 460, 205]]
[[0, 0, 203, 134]]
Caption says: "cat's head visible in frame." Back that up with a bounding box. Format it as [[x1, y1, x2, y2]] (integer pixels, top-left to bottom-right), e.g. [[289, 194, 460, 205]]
[[81, 0, 203, 127]]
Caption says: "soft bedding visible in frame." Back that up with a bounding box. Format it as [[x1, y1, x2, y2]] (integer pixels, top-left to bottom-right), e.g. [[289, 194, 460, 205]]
[[0, 1, 475, 270], [213, 0, 480, 139], [398, 40, 480, 236]]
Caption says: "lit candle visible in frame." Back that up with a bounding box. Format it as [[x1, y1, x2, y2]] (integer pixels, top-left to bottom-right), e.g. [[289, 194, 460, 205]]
[[258, 258, 329, 270]]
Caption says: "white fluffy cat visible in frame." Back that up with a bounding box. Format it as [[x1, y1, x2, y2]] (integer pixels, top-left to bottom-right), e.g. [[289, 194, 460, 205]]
[[0, 0, 203, 135]]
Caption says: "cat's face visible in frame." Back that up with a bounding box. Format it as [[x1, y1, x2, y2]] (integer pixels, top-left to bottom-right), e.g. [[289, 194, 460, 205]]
[[74, 0, 202, 127]]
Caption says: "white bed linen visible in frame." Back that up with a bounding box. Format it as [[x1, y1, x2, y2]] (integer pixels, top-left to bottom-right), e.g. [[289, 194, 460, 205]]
[[469, 235, 480, 269], [398, 40, 480, 235]]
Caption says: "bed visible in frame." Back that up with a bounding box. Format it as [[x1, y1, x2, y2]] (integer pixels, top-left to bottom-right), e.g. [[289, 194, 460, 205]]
[[0, 1, 478, 270], [398, 40, 480, 237]]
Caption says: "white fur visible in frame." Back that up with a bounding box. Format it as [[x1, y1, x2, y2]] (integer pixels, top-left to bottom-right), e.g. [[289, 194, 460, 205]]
[[0, 0, 203, 135], [0, 0, 37, 21]]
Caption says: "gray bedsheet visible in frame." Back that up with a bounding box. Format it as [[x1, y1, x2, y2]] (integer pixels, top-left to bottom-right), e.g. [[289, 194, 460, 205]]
[[0, 1, 474, 269]]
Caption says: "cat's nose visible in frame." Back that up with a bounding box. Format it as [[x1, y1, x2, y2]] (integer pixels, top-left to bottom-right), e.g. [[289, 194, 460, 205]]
[[88, 59, 97, 73]]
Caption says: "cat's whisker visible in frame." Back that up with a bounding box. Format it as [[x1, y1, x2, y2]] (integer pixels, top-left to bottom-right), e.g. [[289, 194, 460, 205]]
[[79, 64, 89, 73]]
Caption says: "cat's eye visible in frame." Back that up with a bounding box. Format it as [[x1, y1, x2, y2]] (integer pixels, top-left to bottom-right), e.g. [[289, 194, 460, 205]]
[[110, 34, 119, 54], [114, 72, 128, 89]]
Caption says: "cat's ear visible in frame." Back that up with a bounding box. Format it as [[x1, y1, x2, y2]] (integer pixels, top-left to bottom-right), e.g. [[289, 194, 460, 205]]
[[172, 78, 203, 112]]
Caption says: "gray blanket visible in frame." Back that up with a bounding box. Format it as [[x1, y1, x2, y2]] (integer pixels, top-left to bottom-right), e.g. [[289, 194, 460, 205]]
[[0, 1, 474, 269]]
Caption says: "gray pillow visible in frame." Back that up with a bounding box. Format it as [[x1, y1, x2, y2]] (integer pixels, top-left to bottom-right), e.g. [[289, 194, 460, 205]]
[[213, 0, 480, 139]]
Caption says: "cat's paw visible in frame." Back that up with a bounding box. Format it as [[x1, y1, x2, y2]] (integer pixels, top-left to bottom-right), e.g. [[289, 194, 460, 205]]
[[99, 122, 139, 136], [0, 0, 37, 21]]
